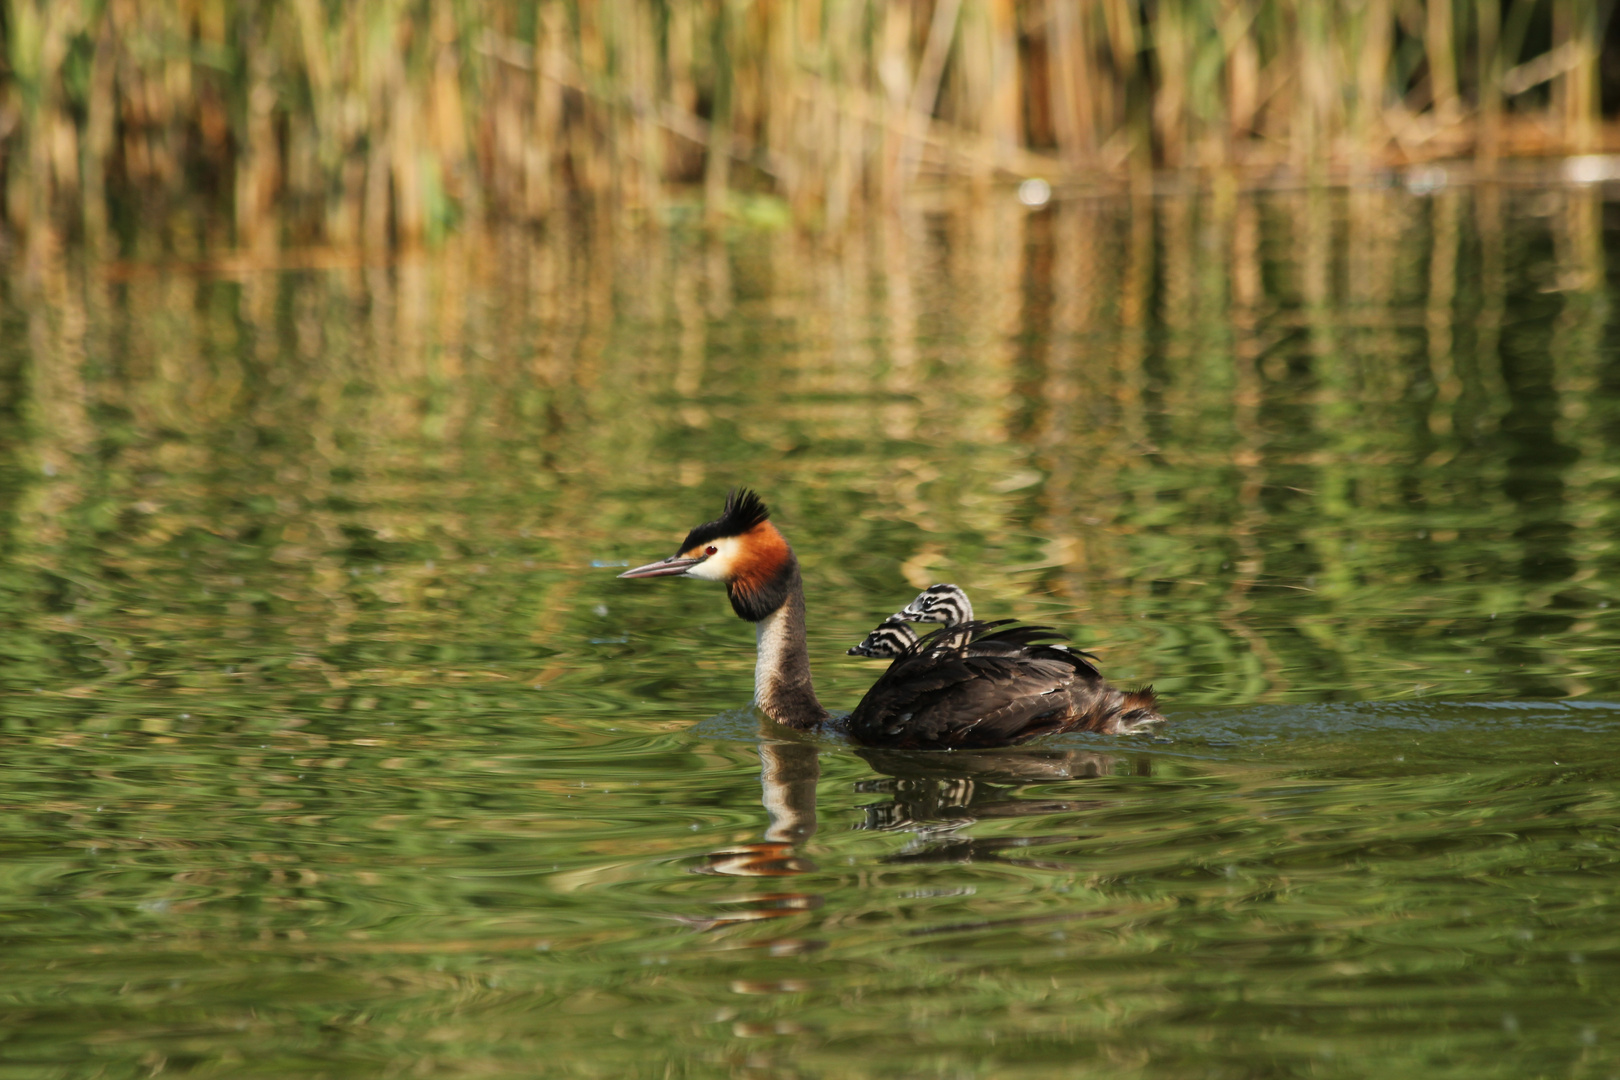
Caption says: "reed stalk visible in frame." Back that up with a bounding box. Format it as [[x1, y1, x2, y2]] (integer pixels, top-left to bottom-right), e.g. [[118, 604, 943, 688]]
[[0, 0, 1613, 245], [1476, 0, 1502, 170]]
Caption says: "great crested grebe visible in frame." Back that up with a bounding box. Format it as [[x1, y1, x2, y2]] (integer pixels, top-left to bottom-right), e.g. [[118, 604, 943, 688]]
[[620, 489, 1163, 748]]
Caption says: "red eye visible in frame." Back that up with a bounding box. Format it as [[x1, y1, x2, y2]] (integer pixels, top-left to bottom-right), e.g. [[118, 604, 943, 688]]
[[705, 545, 718, 555]]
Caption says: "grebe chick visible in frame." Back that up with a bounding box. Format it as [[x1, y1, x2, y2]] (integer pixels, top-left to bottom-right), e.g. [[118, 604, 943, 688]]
[[847, 584, 972, 658], [897, 583, 974, 625], [847, 617, 920, 658], [620, 488, 1164, 748], [850, 583, 1097, 664]]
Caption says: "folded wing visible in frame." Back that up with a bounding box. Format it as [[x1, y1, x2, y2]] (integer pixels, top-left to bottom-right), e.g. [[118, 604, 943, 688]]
[[845, 620, 1153, 749]]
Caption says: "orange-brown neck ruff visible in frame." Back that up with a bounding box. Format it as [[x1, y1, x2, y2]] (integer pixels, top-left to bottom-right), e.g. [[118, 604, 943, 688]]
[[727, 522, 796, 622]]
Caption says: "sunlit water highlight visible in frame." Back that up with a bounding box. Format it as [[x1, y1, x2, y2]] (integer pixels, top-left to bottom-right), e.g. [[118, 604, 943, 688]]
[[2, 184, 1618, 1076]]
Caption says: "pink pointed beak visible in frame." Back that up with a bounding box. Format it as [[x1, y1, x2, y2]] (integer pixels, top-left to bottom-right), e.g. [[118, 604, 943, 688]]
[[618, 555, 705, 579]]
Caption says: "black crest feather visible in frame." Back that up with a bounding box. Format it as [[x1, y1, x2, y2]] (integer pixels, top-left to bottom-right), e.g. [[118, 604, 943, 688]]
[[678, 487, 771, 553]]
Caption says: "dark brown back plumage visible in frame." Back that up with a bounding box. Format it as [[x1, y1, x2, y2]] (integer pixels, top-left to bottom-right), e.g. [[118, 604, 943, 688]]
[[845, 621, 1162, 749]]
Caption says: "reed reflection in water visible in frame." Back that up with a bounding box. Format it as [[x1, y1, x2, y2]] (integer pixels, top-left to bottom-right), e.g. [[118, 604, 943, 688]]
[[3, 183, 1617, 716], [1, 180, 1619, 1078]]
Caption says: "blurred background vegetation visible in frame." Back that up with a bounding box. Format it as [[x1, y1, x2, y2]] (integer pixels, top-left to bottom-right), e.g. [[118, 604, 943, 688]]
[[0, 0, 1617, 247]]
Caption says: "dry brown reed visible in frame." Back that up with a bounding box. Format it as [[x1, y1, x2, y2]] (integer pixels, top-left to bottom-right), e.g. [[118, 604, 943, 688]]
[[0, 0, 1614, 245]]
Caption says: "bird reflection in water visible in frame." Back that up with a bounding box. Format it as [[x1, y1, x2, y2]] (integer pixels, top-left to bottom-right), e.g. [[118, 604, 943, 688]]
[[684, 730, 1153, 934], [854, 748, 1148, 869], [680, 728, 825, 1036], [683, 727, 824, 959], [677, 731, 1156, 1038]]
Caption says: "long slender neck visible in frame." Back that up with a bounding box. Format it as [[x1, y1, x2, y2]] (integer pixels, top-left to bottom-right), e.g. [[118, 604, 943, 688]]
[[750, 563, 828, 730]]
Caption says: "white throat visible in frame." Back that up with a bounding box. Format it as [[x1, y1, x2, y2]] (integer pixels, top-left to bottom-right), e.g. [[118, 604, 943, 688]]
[[753, 605, 791, 704]]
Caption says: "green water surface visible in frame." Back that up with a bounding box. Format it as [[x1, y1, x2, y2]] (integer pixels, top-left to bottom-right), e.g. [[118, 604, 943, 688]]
[[1, 184, 1618, 1077]]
